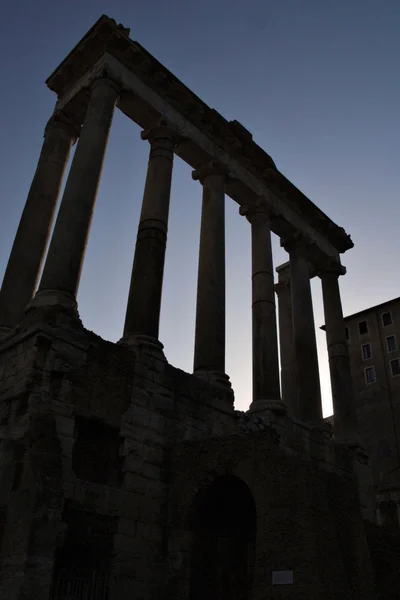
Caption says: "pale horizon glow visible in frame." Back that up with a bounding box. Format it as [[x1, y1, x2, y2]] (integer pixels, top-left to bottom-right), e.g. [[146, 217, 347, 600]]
[[0, 1, 399, 416]]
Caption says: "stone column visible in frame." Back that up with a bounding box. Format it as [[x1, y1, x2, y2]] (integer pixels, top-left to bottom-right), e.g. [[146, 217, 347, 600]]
[[240, 200, 283, 412], [320, 263, 360, 444], [274, 264, 296, 414], [123, 120, 178, 347], [192, 162, 229, 388], [31, 77, 119, 309], [283, 236, 322, 423], [0, 112, 78, 335]]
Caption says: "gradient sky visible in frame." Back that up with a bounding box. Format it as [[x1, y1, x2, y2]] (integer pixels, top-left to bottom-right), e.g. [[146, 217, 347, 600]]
[[0, 0, 399, 414]]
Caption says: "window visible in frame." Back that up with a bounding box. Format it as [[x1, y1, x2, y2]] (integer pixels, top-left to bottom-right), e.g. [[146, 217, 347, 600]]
[[361, 343, 372, 360], [358, 320, 368, 336], [390, 359, 400, 377], [387, 335, 397, 353], [345, 326, 350, 341], [365, 366, 376, 384], [382, 311, 393, 327]]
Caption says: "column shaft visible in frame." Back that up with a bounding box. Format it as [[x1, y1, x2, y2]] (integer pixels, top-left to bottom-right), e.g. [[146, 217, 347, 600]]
[[37, 77, 118, 301], [243, 206, 282, 411], [123, 123, 177, 340], [289, 247, 322, 423], [275, 278, 296, 413], [0, 114, 76, 331], [321, 270, 359, 443], [193, 167, 226, 377]]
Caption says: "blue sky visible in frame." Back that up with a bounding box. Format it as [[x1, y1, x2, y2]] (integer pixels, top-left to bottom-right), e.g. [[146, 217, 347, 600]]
[[0, 0, 399, 414]]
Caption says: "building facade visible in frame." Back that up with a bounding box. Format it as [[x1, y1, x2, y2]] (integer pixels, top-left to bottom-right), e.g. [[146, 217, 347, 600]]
[[0, 14, 395, 599], [339, 299, 400, 536]]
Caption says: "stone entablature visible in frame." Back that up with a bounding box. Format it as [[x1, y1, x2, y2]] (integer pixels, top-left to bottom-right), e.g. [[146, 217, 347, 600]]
[[46, 15, 352, 261]]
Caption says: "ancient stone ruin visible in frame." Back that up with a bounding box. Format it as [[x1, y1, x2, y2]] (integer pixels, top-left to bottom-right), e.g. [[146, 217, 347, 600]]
[[0, 14, 387, 600]]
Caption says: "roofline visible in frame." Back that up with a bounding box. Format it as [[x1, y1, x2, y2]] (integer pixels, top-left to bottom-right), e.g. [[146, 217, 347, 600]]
[[320, 295, 400, 331]]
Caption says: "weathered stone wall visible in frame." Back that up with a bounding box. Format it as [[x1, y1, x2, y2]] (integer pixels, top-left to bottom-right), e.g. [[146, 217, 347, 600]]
[[167, 429, 376, 599], [0, 320, 378, 599], [0, 320, 235, 600]]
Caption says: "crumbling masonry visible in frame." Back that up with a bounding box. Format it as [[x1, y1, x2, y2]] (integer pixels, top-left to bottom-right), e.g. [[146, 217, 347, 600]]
[[0, 14, 385, 600]]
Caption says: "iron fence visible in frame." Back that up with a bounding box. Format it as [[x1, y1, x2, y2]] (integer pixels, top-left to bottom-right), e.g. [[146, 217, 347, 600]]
[[50, 571, 109, 600]]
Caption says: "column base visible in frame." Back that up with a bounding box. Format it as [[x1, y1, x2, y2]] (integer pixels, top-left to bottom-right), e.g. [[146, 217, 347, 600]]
[[249, 399, 286, 414], [27, 289, 78, 312], [21, 289, 82, 332], [193, 369, 232, 390], [118, 334, 166, 361]]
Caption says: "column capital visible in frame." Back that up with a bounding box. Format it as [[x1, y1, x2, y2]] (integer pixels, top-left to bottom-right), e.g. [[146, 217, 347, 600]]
[[317, 258, 346, 278], [141, 119, 180, 146], [91, 72, 120, 89], [45, 110, 80, 143], [239, 195, 275, 223], [192, 160, 228, 184], [90, 62, 122, 94], [274, 279, 290, 294], [280, 231, 314, 255], [275, 261, 291, 283]]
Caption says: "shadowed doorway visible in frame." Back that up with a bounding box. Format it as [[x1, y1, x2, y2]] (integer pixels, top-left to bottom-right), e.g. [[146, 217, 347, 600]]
[[187, 474, 256, 600]]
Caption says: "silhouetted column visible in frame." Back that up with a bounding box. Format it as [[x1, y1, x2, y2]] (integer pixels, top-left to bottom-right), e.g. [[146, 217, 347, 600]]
[[0, 111, 78, 335], [31, 77, 119, 309], [275, 263, 296, 414], [321, 263, 360, 444], [123, 120, 178, 345], [240, 200, 283, 412], [192, 162, 230, 388], [283, 236, 322, 423]]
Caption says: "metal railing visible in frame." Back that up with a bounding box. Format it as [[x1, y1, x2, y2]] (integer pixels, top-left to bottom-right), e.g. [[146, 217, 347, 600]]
[[50, 571, 109, 600]]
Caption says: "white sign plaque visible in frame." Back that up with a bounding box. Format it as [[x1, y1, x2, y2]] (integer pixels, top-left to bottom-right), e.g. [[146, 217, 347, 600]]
[[272, 570, 294, 585]]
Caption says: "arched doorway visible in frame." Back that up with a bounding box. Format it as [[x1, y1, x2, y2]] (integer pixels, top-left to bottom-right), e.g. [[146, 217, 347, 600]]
[[186, 475, 256, 600]]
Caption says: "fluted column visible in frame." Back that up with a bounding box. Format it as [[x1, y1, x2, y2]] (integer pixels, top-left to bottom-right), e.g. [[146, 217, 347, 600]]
[[320, 263, 360, 444], [0, 111, 78, 335], [123, 120, 178, 346], [240, 200, 283, 412], [274, 264, 296, 414], [31, 76, 119, 309], [283, 236, 322, 423], [192, 162, 229, 387]]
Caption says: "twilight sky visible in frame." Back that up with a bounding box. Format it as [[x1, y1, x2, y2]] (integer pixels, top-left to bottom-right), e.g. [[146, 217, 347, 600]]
[[0, 0, 399, 415]]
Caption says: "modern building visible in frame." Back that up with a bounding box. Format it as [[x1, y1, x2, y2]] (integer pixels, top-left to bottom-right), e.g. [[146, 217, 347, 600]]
[[323, 297, 400, 492]]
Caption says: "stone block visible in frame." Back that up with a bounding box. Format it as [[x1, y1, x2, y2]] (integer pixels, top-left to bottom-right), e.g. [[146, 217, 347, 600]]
[[54, 415, 75, 437], [123, 473, 146, 494], [117, 517, 137, 538], [123, 454, 144, 475], [142, 463, 163, 481], [113, 533, 138, 553], [108, 490, 140, 520], [136, 522, 163, 543]]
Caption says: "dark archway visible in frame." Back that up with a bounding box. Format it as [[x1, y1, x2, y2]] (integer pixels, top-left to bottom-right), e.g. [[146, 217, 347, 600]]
[[186, 475, 256, 600]]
